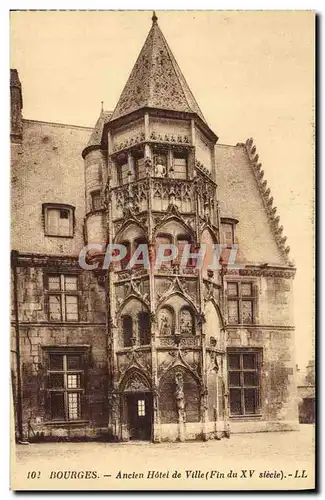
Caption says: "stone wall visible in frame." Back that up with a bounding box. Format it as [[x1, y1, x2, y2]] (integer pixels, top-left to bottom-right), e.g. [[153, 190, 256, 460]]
[[226, 325, 298, 431], [12, 260, 108, 440], [11, 120, 90, 256], [149, 116, 191, 143], [259, 275, 295, 326]]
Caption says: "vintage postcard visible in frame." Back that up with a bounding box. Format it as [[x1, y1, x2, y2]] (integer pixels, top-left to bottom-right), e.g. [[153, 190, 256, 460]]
[[10, 10, 315, 491]]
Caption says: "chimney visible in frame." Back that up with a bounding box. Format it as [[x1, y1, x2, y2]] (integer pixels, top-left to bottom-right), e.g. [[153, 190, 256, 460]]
[[10, 69, 23, 142]]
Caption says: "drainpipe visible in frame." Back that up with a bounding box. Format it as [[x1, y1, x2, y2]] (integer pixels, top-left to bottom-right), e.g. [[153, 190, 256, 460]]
[[11, 250, 26, 443]]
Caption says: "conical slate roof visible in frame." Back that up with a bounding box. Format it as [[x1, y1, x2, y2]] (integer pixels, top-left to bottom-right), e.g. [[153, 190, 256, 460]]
[[86, 109, 112, 148], [110, 14, 206, 123]]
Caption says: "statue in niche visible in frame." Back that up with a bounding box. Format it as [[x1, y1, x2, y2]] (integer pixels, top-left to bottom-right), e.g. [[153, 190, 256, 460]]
[[175, 371, 186, 422], [159, 311, 172, 336], [155, 155, 167, 177], [204, 200, 211, 224], [180, 309, 193, 335]]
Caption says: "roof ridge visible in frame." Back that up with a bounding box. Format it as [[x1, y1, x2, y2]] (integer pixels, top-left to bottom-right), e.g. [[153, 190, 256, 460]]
[[23, 118, 93, 131], [148, 22, 158, 106], [245, 138, 293, 266]]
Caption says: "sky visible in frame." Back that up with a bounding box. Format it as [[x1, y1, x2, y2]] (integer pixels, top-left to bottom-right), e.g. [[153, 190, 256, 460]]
[[10, 10, 314, 368]]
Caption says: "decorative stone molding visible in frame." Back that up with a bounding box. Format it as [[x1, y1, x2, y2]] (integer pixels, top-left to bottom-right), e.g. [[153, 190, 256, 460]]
[[116, 267, 148, 281], [225, 265, 295, 279], [158, 337, 177, 347], [116, 278, 150, 308], [117, 349, 151, 382], [124, 373, 150, 392], [155, 265, 198, 277], [114, 211, 148, 235], [245, 138, 292, 264], [158, 336, 199, 347], [150, 130, 190, 145], [152, 203, 195, 237], [157, 349, 200, 381], [179, 336, 197, 347], [156, 276, 198, 307], [112, 132, 146, 153], [195, 159, 212, 178], [14, 252, 81, 270]]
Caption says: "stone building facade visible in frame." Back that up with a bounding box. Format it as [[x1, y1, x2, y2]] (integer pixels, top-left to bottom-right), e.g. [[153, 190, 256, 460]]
[[11, 14, 298, 442], [297, 359, 315, 424]]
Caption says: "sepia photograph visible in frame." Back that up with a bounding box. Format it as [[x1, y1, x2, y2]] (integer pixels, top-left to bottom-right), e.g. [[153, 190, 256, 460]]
[[10, 9, 315, 491]]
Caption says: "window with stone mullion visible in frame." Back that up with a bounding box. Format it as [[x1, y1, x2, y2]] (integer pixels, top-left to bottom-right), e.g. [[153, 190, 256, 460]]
[[47, 353, 84, 421], [228, 350, 260, 416], [47, 274, 78, 322], [227, 282, 254, 325]]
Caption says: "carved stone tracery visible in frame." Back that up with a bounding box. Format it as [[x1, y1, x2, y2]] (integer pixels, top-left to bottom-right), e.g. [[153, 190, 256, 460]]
[[123, 372, 150, 392], [114, 179, 149, 213]]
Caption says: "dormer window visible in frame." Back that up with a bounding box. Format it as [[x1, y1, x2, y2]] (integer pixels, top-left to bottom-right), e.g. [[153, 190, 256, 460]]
[[42, 203, 75, 237], [220, 217, 238, 246]]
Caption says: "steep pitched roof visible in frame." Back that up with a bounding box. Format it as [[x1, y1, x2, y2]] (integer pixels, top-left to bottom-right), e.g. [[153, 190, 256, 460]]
[[110, 15, 206, 123], [216, 141, 292, 266], [86, 110, 112, 148]]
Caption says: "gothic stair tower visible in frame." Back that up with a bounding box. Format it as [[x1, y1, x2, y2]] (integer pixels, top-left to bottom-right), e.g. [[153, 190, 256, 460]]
[[84, 13, 228, 442]]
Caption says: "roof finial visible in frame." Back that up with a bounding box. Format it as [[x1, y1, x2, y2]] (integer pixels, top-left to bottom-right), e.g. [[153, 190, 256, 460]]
[[101, 101, 104, 112], [152, 10, 158, 24]]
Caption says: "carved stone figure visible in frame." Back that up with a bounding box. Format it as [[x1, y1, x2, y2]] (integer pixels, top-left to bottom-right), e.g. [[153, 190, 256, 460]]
[[175, 371, 186, 422], [155, 155, 167, 177], [180, 309, 193, 335], [159, 312, 171, 336]]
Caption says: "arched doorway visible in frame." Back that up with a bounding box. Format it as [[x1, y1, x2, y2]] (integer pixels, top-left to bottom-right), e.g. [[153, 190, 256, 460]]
[[121, 371, 152, 441]]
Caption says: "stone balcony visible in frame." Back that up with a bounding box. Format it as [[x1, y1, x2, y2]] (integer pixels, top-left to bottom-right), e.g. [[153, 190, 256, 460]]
[[111, 176, 195, 218]]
